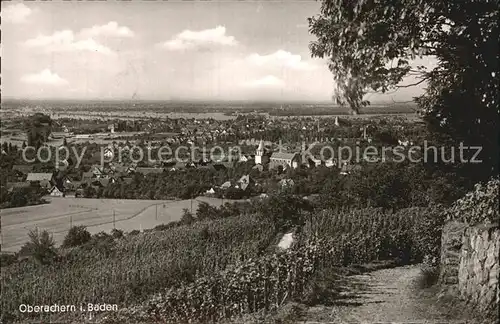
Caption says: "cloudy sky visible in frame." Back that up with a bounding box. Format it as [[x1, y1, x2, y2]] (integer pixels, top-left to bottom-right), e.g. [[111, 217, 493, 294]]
[[2, 1, 428, 102]]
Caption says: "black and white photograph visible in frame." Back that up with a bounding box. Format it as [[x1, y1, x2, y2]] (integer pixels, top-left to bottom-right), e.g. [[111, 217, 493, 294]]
[[0, 0, 498, 323]]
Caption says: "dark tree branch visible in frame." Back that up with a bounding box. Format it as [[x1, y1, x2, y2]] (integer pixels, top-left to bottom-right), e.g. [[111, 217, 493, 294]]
[[395, 77, 430, 88]]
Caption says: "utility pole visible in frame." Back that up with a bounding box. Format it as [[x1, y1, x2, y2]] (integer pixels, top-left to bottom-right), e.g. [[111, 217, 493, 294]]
[[113, 209, 116, 229], [70, 215, 73, 228], [155, 204, 158, 221], [190, 195, 193, 214]]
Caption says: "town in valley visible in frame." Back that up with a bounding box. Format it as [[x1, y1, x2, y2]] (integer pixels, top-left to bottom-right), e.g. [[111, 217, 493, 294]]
[[1, 1, 497, 323]]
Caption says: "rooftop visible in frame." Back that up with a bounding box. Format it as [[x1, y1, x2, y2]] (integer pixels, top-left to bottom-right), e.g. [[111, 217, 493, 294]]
[[26, 173, 53, 181]]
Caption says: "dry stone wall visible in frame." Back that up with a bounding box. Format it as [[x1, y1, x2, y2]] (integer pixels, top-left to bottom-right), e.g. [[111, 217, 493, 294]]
[[458, 223, 499, 316], [439, 221, 467, 285], [440, 221, 499, 317]]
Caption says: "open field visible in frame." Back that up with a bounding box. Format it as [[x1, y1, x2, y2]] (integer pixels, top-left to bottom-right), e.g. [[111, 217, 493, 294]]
[[48, 112, 238, 121], [0, 196, 233, 252]]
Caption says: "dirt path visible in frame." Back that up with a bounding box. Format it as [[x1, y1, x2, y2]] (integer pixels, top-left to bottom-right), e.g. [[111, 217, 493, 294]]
[[302, 265, 476, 323]]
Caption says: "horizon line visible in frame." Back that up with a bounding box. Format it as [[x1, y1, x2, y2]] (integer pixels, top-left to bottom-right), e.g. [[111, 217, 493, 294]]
[[1, 97, 417, 105]]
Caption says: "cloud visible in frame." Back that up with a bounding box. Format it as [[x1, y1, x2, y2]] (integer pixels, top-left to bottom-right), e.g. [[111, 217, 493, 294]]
[[161, 26, 237, 51], [246, 50, 316, 70], [23, 30, 114, 55], [21, 69, 68, 86], [80, 21, 134, 38], [2, 3, 32, 24], [244, 75, 285, 88]]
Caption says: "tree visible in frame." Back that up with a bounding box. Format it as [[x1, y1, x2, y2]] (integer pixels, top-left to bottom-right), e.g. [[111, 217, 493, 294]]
[[309, 0, 499, 181], [25, 113, 52, 148], [19, 228, 57, 265], [84, 185, 96, 198], [111, 228, 124, 239], [62, 225, 91, 247], [257, 192, 313, 231], [180, 208, 195, 225], [224, 186, 246, 199], [195, 202, 220, 221], [10, 190, 28, 207]]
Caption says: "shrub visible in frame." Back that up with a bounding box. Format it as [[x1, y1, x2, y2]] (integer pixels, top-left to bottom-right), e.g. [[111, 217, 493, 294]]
[[111, 228, 124, 239], [154, 222, 180, 231], [128, 230, 140, 236], [19, 228, 57, 265], [180, 208, 195, 225], [444, 177, 499, 225], [0, 253, 18, 267], [256, 192, 313, 232], [196, 202, 218, 220], [62, 225, 91, 248], [81, 231, 116, 255]]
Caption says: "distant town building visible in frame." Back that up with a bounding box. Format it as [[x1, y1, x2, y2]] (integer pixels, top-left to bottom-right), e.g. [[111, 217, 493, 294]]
[[237, 175, 252, 191], [135, 167, 164, 175], [26, 173, 53, 189], [269, 152, 301, 170], [255, 140, 266, 165], [5, 182, 30, 193], [220, 181, 232, 189], [50, 186, 64, 197]]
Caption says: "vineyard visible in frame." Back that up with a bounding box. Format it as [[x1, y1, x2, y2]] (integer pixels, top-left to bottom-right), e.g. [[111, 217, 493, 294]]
[[1, 198, 443, 323], [0, 215, 275, 323]]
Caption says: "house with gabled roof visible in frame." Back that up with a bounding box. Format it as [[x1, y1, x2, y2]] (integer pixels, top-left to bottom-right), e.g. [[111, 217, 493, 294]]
[[269, 152, 301, 170], [220, 181, 232, 189], [169, 162, 186, 171], [90, 165, 105, 178], [26, 172, 53, 182], [237, 175, 253, 191], [26, 173, 54, 189], [252, 164, 264, 172], [49, 186, 64, 197]]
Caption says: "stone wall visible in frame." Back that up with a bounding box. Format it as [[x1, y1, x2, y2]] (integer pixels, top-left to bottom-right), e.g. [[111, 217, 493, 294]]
[[458, 223, 499, 316], [439, 221, 467, 286], [439, 221, 499, 317]]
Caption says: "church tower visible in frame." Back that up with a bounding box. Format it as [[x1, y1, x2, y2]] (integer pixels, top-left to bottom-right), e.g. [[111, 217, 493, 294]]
[[255, 139, 265, 165]]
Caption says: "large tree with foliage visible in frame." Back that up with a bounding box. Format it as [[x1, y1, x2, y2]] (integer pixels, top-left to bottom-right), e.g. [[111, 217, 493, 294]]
[[309, 0, 499, 181], [25, 113, 52, 148]]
